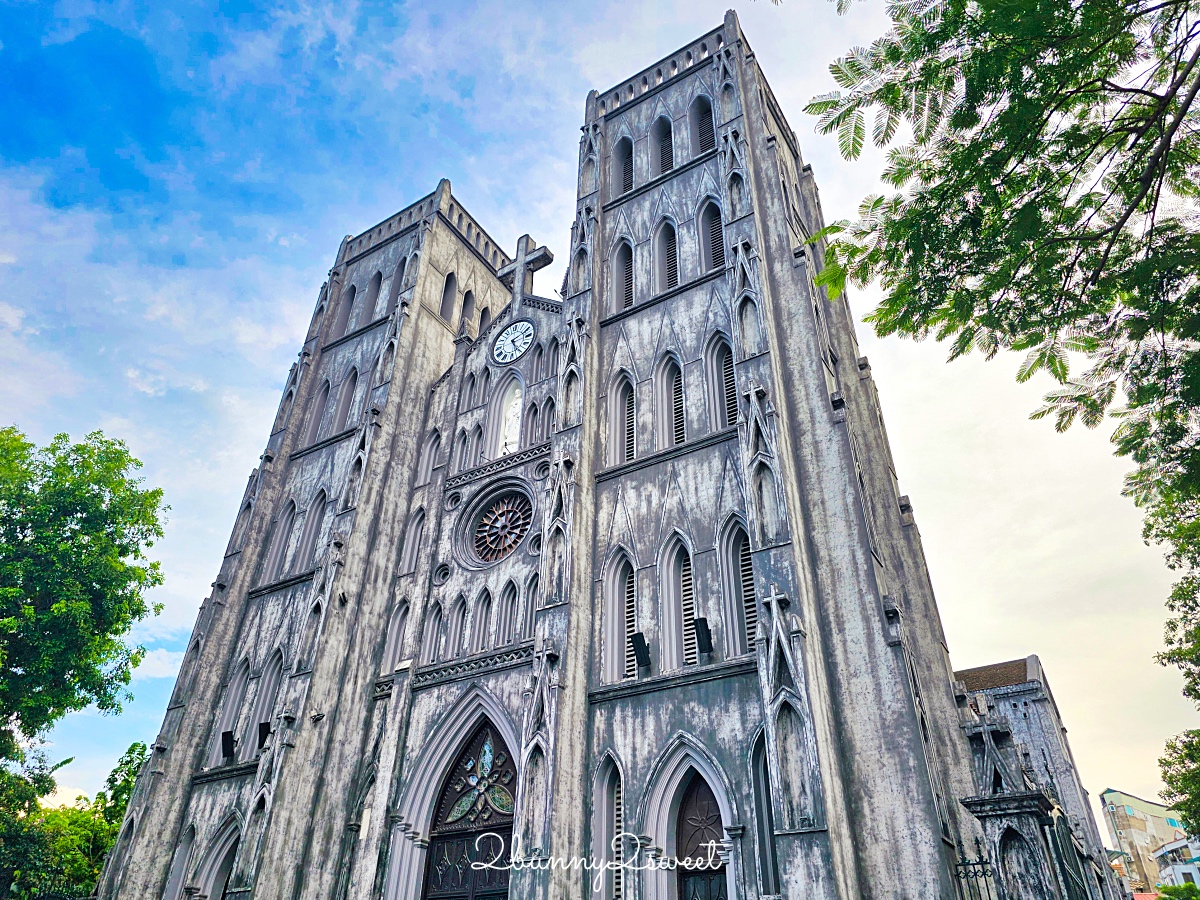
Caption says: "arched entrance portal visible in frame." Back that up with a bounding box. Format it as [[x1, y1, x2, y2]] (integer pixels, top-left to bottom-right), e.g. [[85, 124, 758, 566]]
[[422, 722, 516, 900], [676, 774, 727, 900]]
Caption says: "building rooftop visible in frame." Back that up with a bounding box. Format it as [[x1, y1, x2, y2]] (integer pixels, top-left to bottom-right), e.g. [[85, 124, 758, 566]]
[[955, 658, 1036, 692]]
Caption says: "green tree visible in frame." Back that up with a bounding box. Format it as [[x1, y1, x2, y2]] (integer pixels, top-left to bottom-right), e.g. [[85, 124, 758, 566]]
[[0, 427, 166, 758], [1160, 884, 1200, 899], [803, 0, 1200, 824], [3, 743, 149, 900]]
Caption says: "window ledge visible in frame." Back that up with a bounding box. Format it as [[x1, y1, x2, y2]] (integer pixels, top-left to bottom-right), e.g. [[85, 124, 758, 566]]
[[602, 147, 719, 211], [289, 427, 358, 461], [597, 427, 736, 482], [589, 656, 756, 703], [320, 314, 392, 354], [599, 268, 726, 327], [192, 760, 259, 786], [247, 568, 317, 599]]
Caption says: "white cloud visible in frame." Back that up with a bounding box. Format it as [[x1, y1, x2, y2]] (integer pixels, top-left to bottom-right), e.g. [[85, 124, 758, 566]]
[[132, 648, 185, 680]]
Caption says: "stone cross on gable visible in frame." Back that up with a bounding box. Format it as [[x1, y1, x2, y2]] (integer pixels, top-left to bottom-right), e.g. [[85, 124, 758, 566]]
[[497, 234, 553, 317]]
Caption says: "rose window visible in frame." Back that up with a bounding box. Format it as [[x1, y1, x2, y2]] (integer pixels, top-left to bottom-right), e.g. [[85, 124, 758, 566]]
[[472, 492, 534, 563]]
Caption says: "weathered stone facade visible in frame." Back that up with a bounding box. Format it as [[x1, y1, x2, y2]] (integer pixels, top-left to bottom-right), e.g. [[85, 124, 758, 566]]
[[98, 13, 1117, 900]]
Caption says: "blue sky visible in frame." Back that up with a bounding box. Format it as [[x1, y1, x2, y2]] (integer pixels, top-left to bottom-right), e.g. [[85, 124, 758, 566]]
[[0, 0, 1190, 826]]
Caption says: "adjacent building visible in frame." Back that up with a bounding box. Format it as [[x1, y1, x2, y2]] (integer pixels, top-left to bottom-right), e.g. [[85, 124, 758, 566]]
[[1154, 836, 1200, 888], [1101, 788, 1187, 891], [96, 13, 1119, 900]]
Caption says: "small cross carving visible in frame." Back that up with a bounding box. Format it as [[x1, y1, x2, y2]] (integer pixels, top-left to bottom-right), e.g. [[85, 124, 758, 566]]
[[497, 234, 553, 317], [764, 584, 790, 609]]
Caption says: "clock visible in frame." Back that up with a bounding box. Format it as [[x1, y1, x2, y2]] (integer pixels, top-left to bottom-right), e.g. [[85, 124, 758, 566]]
[[492, 320, 535, 364]]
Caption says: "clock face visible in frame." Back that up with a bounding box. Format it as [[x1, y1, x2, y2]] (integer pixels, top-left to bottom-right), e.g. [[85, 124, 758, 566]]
[[493, 320, 535, 364]]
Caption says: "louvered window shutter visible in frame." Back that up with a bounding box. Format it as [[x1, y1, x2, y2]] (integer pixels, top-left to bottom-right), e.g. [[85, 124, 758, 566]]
[[622, 153, 633, 194], [740, 536, 757, 650], [698, 106, 715, 153], [613, 777, 625, 897], [622, 251, 634, 309], [623, 386, 635, 462], [680, 552, 698, 665], [722, 349, 737, 428], [665, 230, 678, 289], [709, 213, 726, 271], [623, 567, 637, 679], [660, 129, 674, 174], [671, 368, 685, 445]]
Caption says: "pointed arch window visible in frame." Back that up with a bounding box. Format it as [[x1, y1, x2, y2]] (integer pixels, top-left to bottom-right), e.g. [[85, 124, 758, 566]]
[[262, 501, 296, 584], [701, 202, 726, 272], [728, 524, 756, 653], [571, 249, 589, 294], [729, 173, 748, 219], [381, 600, 409, 673], [615, 137, 634, 196], [604, 556, 633, 681], [690, 95, 716, 155], [332, 284, 356, 338], [400, 508, 425, 574], [523, 403, 540, 447], [656, 358, 685, 448], [305, 381, 330, 446], [461, 290, 476, 325], [386, 259, 406, 315], [418, 430, 440, 485], [752, 736, 780, 894], [478, 368, 492, 404], [709, 338, 737, 429], [524, 573, 540, 637], [479, 307, 492, 332], [333, 369, 358, 432], [665, 540, 699, 668], [420, 603, 442, 664], [612, 377, 635, 465], [595, 760, 626, 899], [471, 591, 492, 654], [445, 597, 467, 658], [454, 430, 470, 473], [655, 222, 679, 291], [294, 491, 327, 573], [546, 339, 560, 377], [738, 296, 763, 356], [162, 826, 196, 900], [365, 271, 383, 318], [541, 397, 557, 440], [496, 581, 518, 646], [493, 378, 523, 458], [468, 424, 483, 467], [652, 116, 674, 176], [614, 241, 634, 311], [243, 649, 284, 759], [439, 272, 458, 322], [462, 374, 476, 408], [753, 464, 782, 545], [209, 659, 251, 766]]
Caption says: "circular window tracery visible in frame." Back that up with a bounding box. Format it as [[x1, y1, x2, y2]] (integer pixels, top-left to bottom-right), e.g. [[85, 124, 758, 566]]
[[472, 492, 534, 563]]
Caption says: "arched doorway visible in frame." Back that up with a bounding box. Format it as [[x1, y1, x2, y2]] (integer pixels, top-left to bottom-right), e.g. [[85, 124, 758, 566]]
[[675, 774, 727, 900], [422, 722, 516, 900]]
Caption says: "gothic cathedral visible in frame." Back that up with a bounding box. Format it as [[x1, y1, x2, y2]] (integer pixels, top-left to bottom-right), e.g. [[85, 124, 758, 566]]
[[98, 13, 1119, 900]]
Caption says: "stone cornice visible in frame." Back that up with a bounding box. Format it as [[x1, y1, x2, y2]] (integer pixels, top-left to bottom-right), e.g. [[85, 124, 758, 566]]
[[599, 267, 727, 328], [289, 427, 358, 461], [588, 656, 756, 703], [412, 643, 535, 690], [320, 314, 392, 354], [601, 147, 719, 214], [596, 427, 736, 482], [444, 442, 551, 491], [192, 760, 259, 786], [246, 568, 317, 599]]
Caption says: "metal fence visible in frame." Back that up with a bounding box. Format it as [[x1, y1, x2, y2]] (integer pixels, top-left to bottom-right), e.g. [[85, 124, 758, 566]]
[[956, 838, 998, 900]]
